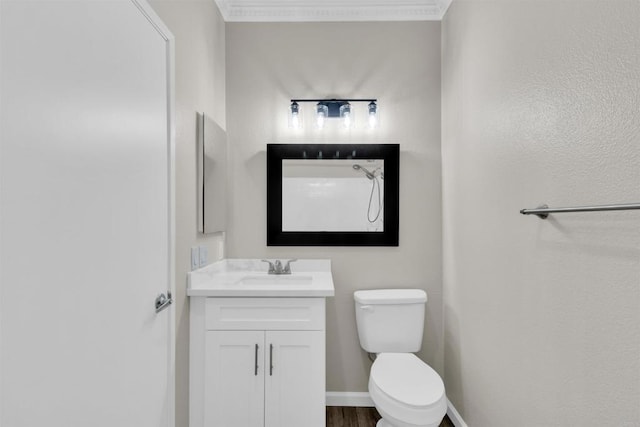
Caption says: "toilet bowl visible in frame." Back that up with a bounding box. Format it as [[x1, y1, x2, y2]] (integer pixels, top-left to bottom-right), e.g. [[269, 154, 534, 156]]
[[354, 289, 447, 427], [369, 353, 447, 427]]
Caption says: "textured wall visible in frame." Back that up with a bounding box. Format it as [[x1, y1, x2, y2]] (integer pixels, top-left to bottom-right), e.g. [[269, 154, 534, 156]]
[[442, 1, 640, 426], [147, 2, 225, 426], [226, 22, 442, 392]]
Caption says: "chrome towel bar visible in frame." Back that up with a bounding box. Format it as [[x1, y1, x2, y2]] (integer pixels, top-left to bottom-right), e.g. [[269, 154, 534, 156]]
[[520, 203, 640, 219]]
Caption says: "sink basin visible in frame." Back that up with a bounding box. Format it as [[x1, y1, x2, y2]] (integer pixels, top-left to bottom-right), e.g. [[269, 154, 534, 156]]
[[238, 275, 313, 286]]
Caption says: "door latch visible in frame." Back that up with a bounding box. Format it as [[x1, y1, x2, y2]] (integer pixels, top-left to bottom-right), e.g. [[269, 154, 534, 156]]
[[155, 291, 173, 314]]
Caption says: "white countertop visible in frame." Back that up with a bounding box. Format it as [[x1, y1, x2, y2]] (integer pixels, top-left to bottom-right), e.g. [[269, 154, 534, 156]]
[[187, 259, 335, 297]]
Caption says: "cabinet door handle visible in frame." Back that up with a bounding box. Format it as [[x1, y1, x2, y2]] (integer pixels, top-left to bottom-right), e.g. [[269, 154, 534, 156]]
[[254, 344, 259, 376], [269, 343, 274, 376]]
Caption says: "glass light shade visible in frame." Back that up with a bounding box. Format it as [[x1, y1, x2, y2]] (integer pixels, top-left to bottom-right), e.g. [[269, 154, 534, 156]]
[[291, 113, 300, 129], [289, 102, 301, 129], [368, 112, 377, 129], [367, 101, 378, 129], [316, 103, 328, 129], [339, 103, 352, 129]]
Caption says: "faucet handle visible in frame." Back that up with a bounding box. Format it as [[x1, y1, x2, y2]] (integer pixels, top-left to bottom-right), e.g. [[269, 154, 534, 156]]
[[261, 259, 276, 273], [274, 260, 283, 273], [283, 259, 298, 274]]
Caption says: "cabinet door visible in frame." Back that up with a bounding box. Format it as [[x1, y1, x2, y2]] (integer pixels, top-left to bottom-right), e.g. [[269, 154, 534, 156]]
[[265, 331, 325, 427], [205, 331, 265, 427]]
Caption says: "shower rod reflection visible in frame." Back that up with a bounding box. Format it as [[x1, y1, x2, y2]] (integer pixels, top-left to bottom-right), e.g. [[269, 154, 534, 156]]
[[520, 202, 640, 219]]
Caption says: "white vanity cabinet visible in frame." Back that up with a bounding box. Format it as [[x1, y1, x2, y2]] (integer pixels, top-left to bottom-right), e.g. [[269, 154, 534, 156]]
[[190, 296, 327, 427]]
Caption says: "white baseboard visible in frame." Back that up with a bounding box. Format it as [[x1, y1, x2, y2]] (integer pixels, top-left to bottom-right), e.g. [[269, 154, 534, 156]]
[[326, 393, 469, 427], [446, 398, 469, 427], [325, 392, 374, 407]]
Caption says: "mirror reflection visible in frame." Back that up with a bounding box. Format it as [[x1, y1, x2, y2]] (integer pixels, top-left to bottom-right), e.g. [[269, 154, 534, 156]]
[[282, 159, 384, 232]]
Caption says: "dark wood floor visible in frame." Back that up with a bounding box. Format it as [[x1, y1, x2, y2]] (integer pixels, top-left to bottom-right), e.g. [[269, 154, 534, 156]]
[[326, 406, 454, 427]]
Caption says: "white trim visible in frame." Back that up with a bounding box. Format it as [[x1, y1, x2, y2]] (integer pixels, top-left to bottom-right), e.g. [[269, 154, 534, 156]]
[[447, 398, 469, 427], [215, 0, 453, 22], [326, 392, 374, 407], [438, 0, 453, 19], [129, 2, 176, 427]]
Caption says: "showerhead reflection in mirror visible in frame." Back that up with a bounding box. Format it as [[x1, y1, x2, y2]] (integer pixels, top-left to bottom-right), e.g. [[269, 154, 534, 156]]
[[352, 163, 383, 223]]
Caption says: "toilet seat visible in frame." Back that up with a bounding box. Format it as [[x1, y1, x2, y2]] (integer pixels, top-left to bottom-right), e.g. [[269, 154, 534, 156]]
[[369, 353, 447, 427]]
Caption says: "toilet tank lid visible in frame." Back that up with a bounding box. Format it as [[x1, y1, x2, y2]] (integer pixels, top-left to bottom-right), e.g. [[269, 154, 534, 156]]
[[354, 289, 427, 305]]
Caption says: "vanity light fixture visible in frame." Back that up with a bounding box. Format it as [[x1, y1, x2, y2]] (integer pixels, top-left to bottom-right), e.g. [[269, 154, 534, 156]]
[[289, 98, 378, 130]]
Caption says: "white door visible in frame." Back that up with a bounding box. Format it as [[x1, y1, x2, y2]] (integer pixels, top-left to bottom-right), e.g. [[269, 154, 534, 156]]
[[205, 331, 265, 427], [265, 331, 325, 427], [0, 1, 174, 426]]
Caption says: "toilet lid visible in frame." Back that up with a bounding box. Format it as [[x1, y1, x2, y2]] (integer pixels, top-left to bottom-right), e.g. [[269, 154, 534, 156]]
[[370, 353, 445, 408]]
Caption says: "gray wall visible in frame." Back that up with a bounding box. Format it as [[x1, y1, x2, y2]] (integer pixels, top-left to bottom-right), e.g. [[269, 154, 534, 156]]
[[148, 2, 226, 426], [226, 22, 443, 392], [442, 1, 640, 426]]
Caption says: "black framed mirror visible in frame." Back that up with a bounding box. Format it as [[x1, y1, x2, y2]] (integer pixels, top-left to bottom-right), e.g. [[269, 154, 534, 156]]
[[267, 143, 399, 246]]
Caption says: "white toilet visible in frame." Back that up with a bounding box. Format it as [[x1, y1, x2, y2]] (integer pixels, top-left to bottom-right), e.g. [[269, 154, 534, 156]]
[[354, 289, 447, 427]]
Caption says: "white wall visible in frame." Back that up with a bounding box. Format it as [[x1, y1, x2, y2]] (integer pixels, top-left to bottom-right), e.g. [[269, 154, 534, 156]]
[[226, 22, 442, 392], [442, 1, 640, 425], [147, 2, 225, 426]]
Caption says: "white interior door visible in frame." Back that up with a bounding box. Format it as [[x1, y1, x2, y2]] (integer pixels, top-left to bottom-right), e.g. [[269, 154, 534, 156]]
[[0, 1, 174, 426]]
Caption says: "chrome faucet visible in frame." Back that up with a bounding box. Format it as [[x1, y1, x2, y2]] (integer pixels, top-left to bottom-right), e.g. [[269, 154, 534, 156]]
[[261, 259, 297, 275]]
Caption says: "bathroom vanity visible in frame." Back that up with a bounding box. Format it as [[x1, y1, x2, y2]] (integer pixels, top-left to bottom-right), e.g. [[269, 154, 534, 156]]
[[187, 259, 335, 427]]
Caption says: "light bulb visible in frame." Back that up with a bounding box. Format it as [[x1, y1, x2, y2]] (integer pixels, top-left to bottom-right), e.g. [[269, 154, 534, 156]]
[[317, 113, 326, 129], [339, 103, 352, 129], [368, 113, 377, 128], [316, 103, 328, 129], [343, 112, 352, 129], [290, 101, 301, 129], [367, 101, 378, 129]]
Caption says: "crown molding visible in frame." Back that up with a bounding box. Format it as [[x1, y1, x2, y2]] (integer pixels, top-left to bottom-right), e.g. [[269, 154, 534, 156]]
[[215, 0, 453, 22]]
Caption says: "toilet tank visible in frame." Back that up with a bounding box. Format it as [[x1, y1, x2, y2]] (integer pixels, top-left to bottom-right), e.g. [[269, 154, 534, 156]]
[[354, 289, 427, 353]]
